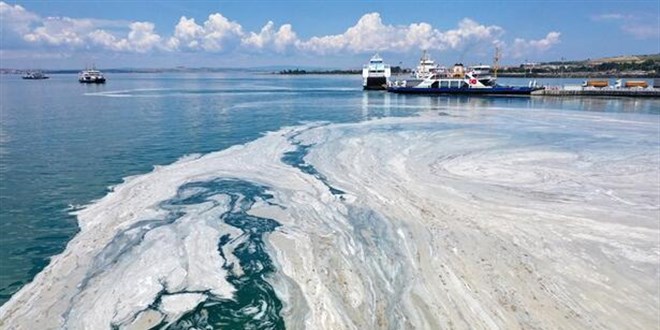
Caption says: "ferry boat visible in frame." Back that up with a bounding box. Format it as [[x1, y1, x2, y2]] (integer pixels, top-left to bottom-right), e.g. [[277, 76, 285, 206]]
[[362, 54, 391, 90], [78, 68, 106, 83], [22, 71, 49, 80], [388, 63, 542, 96]]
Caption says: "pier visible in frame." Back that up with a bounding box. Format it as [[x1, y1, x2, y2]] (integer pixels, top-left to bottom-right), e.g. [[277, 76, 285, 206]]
[[533, 88, 660, 97]]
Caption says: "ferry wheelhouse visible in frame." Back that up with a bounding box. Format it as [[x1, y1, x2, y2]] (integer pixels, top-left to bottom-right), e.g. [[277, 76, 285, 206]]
[[470, 64, 496, 86]]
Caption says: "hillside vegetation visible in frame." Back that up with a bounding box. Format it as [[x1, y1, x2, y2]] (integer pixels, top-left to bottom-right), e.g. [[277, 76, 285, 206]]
[[501, 54, 659, 78]]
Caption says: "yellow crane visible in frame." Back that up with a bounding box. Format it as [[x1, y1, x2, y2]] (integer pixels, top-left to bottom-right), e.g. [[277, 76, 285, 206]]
[[493, 46, 501, 79]]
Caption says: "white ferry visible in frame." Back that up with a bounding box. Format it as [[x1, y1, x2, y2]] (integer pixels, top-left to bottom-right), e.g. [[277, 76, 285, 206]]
[[388, 63, 541, 96], [362, 54, 391, 90], [79, 68, 106, 83], [22, 71, 49, 80]]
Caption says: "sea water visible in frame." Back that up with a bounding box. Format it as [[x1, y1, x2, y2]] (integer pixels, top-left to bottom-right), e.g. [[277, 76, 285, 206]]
[[0, 73, 658, 329]]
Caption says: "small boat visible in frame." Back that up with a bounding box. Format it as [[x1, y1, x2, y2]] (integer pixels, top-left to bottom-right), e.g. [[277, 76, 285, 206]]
[[78, 68, 106, 83], [388, 63, 542, 96], [22, 71, 49, 80], [362, 54, 391, 90]]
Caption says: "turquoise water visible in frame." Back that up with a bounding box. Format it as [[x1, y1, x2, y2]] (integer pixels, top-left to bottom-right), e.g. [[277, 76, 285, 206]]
[[0, 72, 365, 302], [1, 73, 658, 323]]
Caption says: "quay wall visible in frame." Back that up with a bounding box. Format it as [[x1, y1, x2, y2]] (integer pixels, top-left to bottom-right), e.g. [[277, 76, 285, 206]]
[[532, 88, 660, 97]]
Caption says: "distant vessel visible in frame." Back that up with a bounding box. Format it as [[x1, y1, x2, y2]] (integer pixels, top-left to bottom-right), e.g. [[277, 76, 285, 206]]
[[388, 63, 541, 95], [362, 54, 391, 90], [79, 68, 106, 83], [22, 71, 49, 80]]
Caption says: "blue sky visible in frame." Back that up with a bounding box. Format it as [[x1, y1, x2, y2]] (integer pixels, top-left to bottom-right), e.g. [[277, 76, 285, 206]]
[[1, 0, 658, 69]]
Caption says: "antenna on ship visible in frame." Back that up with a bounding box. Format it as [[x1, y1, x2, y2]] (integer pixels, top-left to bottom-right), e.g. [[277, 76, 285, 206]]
[[493, 46, 501, 79]]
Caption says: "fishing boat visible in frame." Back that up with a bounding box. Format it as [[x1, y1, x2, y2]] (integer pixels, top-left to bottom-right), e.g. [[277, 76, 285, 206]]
[[388, 63, 542, 96], [362, 54, 391, 90], [22, 71, 49, 80], [78, 68, 106, 83]]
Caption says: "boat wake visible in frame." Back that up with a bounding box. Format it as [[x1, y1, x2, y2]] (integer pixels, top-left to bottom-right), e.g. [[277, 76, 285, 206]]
[[1, 109, 658, 329], [85, 87, 358, 98]]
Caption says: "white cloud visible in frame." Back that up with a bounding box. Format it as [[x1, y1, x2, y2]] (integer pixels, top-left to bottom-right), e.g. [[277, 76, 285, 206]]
[[438, 18, 503, 50], [126, 22, 161, 52], [23, 18, 161, 52], [167, 16, 204, 49], [23, 17, 94, 46], [591, 12, 658, 40], [510, 32, 561, 58], [273, 24, 298, 51], [621, 24, 659, 39], [530, 32, 561, 51], [165, 13, 244, 51], [89, 29, 125, 51], [297, 13, 503, 54], [242, 21, 298, 52], [200, 13, 243, 51], [591, 13, 628, 21], [2, 1, 565, 61], [0, 2, 39, 36]]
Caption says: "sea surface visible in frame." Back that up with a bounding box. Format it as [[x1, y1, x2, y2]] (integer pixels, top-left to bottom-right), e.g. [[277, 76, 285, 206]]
[[0, 73, 658, 329]]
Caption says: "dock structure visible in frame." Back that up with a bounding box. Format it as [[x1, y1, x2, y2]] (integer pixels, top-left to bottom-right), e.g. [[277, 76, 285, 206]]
[[532, 88, 660, 97]]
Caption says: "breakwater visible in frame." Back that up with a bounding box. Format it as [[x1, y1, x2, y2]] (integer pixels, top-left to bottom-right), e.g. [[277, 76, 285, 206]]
[[533, 88, 660, 97]]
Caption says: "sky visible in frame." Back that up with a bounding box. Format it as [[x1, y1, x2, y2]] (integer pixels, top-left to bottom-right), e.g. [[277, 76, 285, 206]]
[[1, 0, 658, 69]]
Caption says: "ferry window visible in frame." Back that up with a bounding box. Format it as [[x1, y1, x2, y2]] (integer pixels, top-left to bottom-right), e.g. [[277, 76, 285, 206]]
[[450, 81, 460, 88], [440, 81, 449, 88], [462, 82, 469, 88]]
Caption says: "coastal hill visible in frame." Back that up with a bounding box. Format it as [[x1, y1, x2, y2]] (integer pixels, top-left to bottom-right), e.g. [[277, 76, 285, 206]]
[[276, 54, 659, 78], [587, 54, 660, 64], [507, 53, 660, 78]]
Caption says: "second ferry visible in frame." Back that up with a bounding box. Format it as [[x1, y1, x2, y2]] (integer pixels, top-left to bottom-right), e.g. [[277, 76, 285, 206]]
[[79, 67, 106, 83], [388, 52, 542, 96], [362, 54, 391, 90]]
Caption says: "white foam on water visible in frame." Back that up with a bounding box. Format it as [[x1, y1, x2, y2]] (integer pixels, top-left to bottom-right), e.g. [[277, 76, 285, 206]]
[[0, 125, 314, 329], [1, 108, 658, 329], [85, 88, 174, 97]]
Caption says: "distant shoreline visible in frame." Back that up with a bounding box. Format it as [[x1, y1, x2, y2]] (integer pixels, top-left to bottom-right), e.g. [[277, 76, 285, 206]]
[[1, 69, 656, 79]]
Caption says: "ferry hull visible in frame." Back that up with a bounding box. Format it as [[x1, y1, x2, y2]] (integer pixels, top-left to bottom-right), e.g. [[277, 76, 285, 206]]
[[79, 78, 106, 84], [387, 86, 541, 95], [363, 77, 388, 90]]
